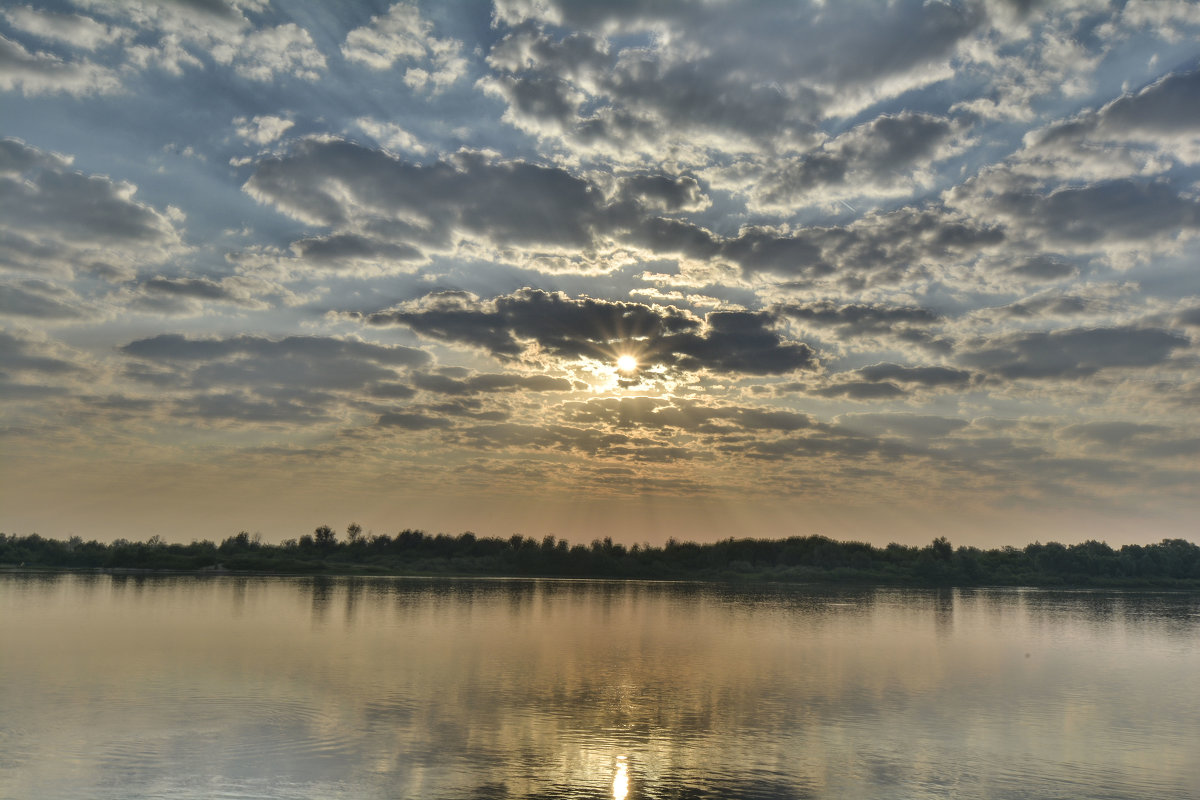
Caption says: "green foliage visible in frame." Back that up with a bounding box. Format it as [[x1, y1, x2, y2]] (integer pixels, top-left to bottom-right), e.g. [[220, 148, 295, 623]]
[[2, 530, 1199, 587]]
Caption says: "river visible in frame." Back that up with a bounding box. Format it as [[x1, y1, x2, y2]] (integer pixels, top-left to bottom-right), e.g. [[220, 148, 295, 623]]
[[1, 574, 1197, 799]]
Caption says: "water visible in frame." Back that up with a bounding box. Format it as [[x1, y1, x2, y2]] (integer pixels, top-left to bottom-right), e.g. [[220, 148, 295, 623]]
[[1, 575, 1197, 799]]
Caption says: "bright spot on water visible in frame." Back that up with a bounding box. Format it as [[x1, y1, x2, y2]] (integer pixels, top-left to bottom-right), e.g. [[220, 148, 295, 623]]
[[613, 755, 628, 800]]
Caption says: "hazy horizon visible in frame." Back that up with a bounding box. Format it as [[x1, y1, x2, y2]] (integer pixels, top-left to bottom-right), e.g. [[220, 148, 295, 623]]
[[2, 1, 1199, 548]]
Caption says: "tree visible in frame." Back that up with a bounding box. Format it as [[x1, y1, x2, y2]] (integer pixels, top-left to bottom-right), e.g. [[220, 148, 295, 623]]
[[314, 525, 337, 548], [346, 522, 363, 544], [931, 537, 953, 561]]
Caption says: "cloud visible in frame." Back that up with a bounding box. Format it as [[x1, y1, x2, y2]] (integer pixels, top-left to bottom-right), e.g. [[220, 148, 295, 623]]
[[562, 396, 814, 434], [814, 382, 907, 400], [2, 6, 125, 51], [616, 173, 710, 213], [377, 410, 454, 430], [995, 292, 1097, 319], [8, 1, 327, 85], [1178, 306, 1200, 328], [243, 137, 1015, 283], [777, 301, 940, 334], [854, 363, 972, 388], [121, 333, 429, 392], [960, 326, 1190, 379], [724, 206, 1004, 283], [114, 333, 433, 425], [342, 3, 466, 92], [1018, 68, 1200, 178], [362, 288, 817, 375], [0, 280, 85, 319], [244, 140, 607, 261], [412, 371, 574, 395], [775, 299, 951, 351], [0, 33, 120, 95], [484, 0, 986, 165], [234, 114, 294, 145], [1006, 254, 1077, 281], [123, 275, 289, 314], [962, 178, 1200, 248], [287, 233, 424, 271], [836, 412, 970, 440], [353, 117, 425, 154], [0, 138, 183, 279], [0, 329, 85, 376], [214, 23, 325, 82], [1060, 420, 1168, 448], [733, 111, 973, 212]]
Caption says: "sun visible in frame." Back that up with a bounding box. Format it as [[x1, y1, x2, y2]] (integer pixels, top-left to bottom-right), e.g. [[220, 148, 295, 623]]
[[616, 354, 638, 373]]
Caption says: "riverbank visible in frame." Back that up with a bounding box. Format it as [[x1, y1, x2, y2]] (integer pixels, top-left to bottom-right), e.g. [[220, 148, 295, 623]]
[[4, 529, 1199, 589]]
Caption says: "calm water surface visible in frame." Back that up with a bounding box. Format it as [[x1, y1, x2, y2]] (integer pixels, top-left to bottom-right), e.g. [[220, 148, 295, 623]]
[[1, 574, 1197, 799]]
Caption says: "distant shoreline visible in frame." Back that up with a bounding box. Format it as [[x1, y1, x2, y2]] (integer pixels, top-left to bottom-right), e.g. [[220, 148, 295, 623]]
[[4, 530, 1199, 590], [3, 565, 1199, 591]]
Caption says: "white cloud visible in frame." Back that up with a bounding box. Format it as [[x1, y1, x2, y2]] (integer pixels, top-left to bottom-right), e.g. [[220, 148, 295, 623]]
[[213, 24, 326, 82], [354, 118, 426, 154], [0, 33, 121, 95], [2, 6, 125, 51], [235, 114, 295, 145], [341, 3, 466, 92]]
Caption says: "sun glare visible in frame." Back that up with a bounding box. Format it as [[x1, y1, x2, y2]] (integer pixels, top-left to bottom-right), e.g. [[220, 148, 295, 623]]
[[616, 355, 638, 372], [613, 756, 629, 800]]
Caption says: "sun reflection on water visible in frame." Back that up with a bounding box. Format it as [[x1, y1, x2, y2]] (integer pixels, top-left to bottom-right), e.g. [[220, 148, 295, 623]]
[[613, 755, 628, 800]]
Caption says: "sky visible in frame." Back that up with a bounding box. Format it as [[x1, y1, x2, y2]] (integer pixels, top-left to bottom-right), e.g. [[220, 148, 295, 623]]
[[1, 0, 1199, 548]]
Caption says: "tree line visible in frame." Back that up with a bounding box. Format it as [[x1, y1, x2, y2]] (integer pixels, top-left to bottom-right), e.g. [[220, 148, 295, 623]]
[[2, 527, 1199, 587]]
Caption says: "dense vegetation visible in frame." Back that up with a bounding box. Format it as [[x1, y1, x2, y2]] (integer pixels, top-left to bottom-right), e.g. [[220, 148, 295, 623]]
[[3, 526, 1200, 587]]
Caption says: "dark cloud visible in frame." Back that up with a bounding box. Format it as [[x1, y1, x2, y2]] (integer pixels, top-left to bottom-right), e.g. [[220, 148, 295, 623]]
[[1176, 307, 1200, 328], [961, 326, 1190, 379], [1007, 255, 1077, 280], [143, 277, 235, 300], [174, 392, 333, 424], [837, 412, 970, 439], [289, 233, 424, 267], [814, 382, 907, 400], [752, 112, 965, 208], [998, 294, 1092, 318], [0, 280, 83, 318], [121, 334, 430, 394], [855, 363, 972, 387], [729, 430, 905, 462], [562, 396, 814, 434], [1060, 421, 1167, 447], [0, 329, 83, 375], [245, 140, 606, 253], [365, 382, 417, 400], [0, 138, 180, 278], [720, 206, 1004, 282], [985, 179, 1200, 245], [412, 371, 573, 395], [616, 173, 709, 213], [122, 333, 427, 367], [453, 421, 632, 456], [244, 136, 1011, 284], [378, 411, 454, 430], [1034, 68, 1200, 147], [777, 301, 939, 334], [364, 288, 816, 375]]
